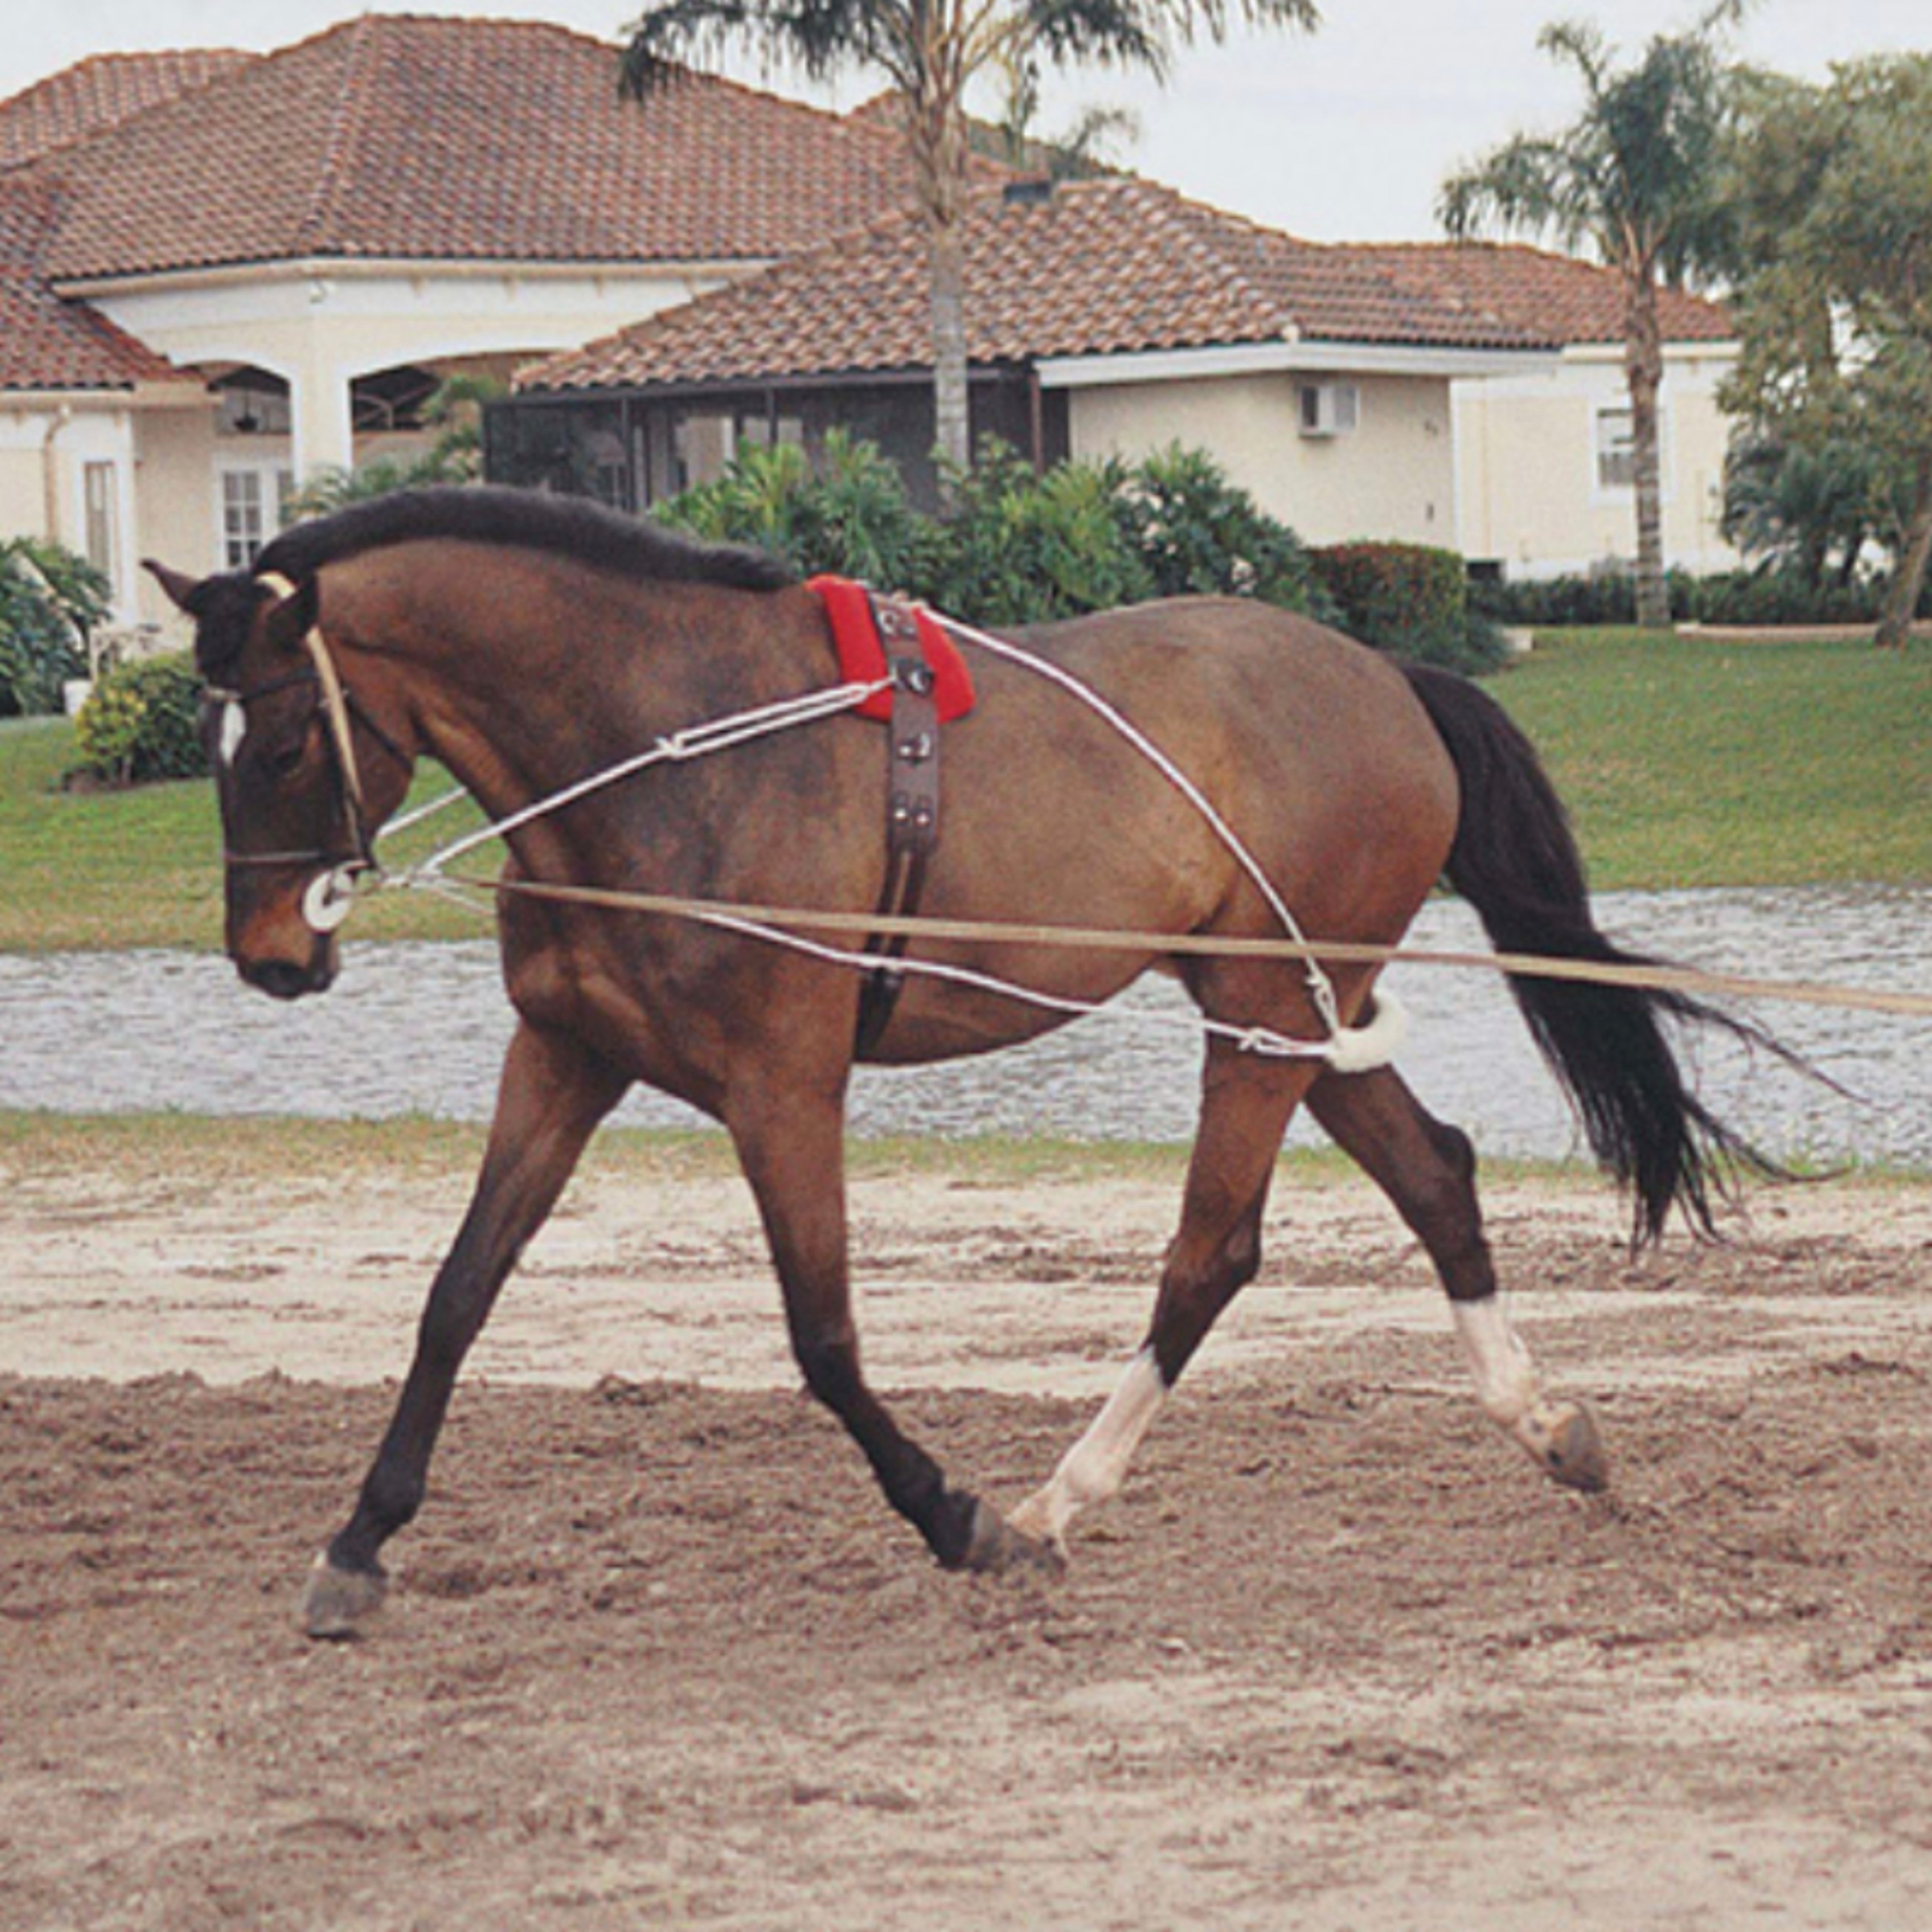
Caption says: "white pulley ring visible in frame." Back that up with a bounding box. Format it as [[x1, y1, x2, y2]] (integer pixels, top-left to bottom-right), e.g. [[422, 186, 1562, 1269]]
[[302, 867, 358, 934]]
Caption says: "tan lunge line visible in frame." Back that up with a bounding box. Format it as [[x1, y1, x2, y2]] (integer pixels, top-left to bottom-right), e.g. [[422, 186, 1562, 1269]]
[[430, 871, 1932, 1021]]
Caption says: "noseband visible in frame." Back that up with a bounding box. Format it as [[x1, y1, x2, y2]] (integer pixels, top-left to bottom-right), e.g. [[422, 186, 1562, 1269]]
[[204, 570, 411, 927]]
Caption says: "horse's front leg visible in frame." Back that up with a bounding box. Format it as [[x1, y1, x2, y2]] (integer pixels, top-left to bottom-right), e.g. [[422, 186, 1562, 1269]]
[[301, 1020, 627, 1637], [728, 1084, 1058, 1575]]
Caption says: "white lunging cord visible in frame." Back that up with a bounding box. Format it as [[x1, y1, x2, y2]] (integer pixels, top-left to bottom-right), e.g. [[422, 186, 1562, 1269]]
[[404, 678, 893, 875], [382, 609, 1399, 1071], [933, 611, 1347, 1036]]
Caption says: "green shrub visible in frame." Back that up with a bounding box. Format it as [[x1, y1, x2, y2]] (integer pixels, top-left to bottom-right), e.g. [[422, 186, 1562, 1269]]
[[1477, 564, 1924, 630], [0, 539, 108, 716], [1677, 567, 1885, 628], [1311, 541, 1503, 672], [659, 431, 926, 586], [920, 440, 1154, 625], [1470, 571, 1640, 628], [1113, 443, 1331, 616], [73, 652, 206, 786], [660, 435, 1336, 632]]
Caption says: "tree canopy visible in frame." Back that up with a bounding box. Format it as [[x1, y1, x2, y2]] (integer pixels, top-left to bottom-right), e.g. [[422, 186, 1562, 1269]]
[[1720, 53, 1932, 646]]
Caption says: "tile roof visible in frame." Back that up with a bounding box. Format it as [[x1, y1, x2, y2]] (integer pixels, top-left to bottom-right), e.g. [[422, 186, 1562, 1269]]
[[517, 177, 1706, 394], [0, 179, 193, 390], [1338, 240, 1734, 347], [24, 15, 920, 281], [0, 49, 255, 168]]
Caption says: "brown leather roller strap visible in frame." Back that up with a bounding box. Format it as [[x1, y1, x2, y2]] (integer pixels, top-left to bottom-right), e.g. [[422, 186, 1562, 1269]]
[[854, 595, 943, 1058]]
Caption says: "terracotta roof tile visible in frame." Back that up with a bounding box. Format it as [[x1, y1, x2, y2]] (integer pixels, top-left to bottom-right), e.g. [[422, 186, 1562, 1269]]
[[518, 178, 1586, 393], [0, 179, 193, 389], [0, 50, 255, 167], [26, 15, 920, 281], [1339, 240, 1733, 346]]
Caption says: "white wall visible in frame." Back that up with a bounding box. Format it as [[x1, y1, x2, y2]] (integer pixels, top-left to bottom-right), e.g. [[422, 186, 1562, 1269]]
[[1453, 342, 1739, 580], [1068, 368, 1460, 550], [1, 398, 153, 620], [87, 262, 742, 481], [134, 404, 223, 625]]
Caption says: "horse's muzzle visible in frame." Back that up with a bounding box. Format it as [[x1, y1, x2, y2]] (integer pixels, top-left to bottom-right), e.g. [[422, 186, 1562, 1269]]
[[238, 937, 339, 1001]]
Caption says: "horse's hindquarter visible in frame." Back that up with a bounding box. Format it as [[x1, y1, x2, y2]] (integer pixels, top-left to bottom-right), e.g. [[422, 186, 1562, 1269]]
[[870, 599, 1460, 1062]]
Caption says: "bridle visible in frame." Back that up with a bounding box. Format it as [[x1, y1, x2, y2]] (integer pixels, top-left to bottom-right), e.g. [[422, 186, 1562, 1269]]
[[202, 570, 412, 929]]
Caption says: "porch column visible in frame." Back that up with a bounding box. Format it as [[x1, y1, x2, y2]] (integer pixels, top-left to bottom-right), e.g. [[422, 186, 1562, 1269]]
[[287, 334, 355, 481]]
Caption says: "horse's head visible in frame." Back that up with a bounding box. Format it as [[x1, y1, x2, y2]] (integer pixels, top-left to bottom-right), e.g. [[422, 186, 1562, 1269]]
[[146, 559, 418, 999]]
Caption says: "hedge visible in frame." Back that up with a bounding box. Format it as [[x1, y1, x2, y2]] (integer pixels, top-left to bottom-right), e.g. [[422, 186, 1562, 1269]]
[[1310, 541, 1508, 673], [1476, 564, 1932, 630]]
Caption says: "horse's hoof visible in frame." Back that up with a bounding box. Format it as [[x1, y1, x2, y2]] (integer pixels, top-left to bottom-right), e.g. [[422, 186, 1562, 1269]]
[[300, 1553, 388, 1639], [962, 1499, 1066, 1579], [1538, 1403, 1609, 1494]]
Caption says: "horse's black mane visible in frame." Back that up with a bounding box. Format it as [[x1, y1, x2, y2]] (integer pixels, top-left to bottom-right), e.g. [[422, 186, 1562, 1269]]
[[256, 485, 797, 597]]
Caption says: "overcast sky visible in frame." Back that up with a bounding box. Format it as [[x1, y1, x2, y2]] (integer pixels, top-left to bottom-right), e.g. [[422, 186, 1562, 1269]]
[[3, 1, 1924, 242]]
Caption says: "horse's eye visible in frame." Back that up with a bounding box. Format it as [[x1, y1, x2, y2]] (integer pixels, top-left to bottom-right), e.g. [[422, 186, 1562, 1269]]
[[265, 725, 313, 777]]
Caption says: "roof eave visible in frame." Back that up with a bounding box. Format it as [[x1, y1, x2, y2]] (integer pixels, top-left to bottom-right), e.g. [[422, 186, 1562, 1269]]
[[515, 359, 1034, 400], [50, 253, 778, 300], [0, 376, 202, 402], [1035, 338, 1564, 389]]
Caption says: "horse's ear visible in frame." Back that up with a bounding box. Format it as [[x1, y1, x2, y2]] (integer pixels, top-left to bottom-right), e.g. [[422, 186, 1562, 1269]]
[[143, 559, 202, 613], [258, 574, 319, 656]]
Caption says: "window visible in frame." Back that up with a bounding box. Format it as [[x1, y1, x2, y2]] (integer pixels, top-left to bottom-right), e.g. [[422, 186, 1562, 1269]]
[[673, 413, 737, 492], [83, 462, 119, 586], [220, 469, 293, 568], [737, 412, 804, 453], [1298, 381, 1359, 438], [1595, 407, 1637, 490], [222, 472, 265, 567]]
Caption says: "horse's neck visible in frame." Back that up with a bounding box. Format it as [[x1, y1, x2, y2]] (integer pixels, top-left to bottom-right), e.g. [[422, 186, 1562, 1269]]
[[395, 564, 813, 841]]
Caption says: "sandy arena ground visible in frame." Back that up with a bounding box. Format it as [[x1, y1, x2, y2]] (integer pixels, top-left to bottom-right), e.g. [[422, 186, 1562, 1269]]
[[3, 1134, 1931, 1930]]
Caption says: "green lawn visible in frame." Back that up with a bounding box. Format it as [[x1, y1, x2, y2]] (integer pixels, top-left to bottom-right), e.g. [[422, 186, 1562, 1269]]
[[0, 718, 501, 952], [1, 627, 1926, 953], [1491, 629, 1932, 890]]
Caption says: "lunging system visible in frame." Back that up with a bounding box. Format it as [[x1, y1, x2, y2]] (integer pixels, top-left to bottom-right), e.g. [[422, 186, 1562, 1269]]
[[366, 579, 1412, 1075], [149, 484, 1828, 1640]]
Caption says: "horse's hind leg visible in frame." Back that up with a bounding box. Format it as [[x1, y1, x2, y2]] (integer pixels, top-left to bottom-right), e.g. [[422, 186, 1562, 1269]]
[[728, 1084, 1058, 1575], [1011, 1043, 1317, 1556], [1306, 1063, 1607, 1492], [301, 1020, 627, 1637]]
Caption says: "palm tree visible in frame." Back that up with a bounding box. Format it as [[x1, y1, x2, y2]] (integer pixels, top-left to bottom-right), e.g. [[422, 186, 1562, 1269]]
[[620, 0, 1318, 495], [1438, 7, 1741, 627]]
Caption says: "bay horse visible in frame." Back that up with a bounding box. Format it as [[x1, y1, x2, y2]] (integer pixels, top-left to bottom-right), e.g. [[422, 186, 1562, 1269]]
[[148, 486, 1760, 1639]]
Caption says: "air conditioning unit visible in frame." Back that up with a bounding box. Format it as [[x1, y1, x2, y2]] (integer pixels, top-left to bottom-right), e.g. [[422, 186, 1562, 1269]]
[[1298, 381, 1359, 438]]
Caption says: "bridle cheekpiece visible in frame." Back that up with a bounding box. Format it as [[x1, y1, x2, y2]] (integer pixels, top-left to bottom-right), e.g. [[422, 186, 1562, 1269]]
[[202, 569, 402, 933]]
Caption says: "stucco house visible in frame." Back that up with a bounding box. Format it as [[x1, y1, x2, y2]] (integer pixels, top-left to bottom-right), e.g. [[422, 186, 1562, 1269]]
[[503, 173, 1741, 580], [2, 11, 1740, 640], [0, 17, 925, 624], [1349, 242, 1741, 581]]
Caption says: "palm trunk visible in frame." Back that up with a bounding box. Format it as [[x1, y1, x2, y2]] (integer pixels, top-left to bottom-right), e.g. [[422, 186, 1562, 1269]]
[[1625, 276, 1670, 630], [902, 42, 973, 506], [1876, 450, 1932, 650], [928, 213, 970, 486]]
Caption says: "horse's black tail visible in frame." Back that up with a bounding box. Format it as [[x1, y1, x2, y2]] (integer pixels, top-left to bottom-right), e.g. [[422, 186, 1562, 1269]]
[[1400, 661, 1783, 1244]]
